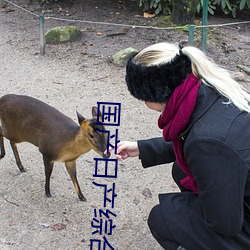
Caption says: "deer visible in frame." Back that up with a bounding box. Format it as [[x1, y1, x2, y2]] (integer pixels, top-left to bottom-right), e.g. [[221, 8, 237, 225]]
[[0, 94, 110, 201]]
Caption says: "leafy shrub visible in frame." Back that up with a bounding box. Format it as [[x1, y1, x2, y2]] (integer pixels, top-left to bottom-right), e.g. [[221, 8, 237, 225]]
[[196, 0, 216, 15], [197, 0, 238, 17], [213, 0, 250, 17], [135, 0, 250, 17], [135, 0, 172, 15]]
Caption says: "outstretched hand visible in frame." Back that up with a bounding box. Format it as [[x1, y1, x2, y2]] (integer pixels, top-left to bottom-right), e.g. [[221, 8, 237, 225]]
[[107, 141, 139, 160]]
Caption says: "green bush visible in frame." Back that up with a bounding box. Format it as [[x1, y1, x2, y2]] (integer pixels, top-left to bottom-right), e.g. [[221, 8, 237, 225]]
[[135, 0, 172, 15], [212, 0, 250, 17], [196, 0, 216, 15], [135, 0, 250, 17]]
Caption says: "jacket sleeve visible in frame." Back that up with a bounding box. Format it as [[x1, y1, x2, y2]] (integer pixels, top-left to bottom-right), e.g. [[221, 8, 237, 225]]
[[185, 136, 249, 237], [137, 137, 176, 168]]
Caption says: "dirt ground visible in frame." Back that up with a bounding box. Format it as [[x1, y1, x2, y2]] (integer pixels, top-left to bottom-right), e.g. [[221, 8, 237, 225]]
[[0, 0, 249, 249]]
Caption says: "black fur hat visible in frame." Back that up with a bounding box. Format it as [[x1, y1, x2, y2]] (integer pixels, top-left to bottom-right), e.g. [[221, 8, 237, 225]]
[[125, 52, 192, 103]]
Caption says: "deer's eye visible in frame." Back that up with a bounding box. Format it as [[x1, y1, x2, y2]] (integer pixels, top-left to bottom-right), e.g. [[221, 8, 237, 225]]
[[89, 133, 94, 139]]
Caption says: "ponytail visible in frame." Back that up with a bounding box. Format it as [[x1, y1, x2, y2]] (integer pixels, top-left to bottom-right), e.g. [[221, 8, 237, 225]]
[[182, 46, 250, 112]]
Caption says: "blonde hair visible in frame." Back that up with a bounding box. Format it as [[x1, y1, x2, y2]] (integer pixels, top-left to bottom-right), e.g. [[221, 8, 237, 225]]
[[134, 42, 250, 113]]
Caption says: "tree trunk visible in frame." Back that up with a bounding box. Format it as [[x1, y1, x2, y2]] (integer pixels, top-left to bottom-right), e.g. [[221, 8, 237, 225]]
[[171, 0, 198, 25]]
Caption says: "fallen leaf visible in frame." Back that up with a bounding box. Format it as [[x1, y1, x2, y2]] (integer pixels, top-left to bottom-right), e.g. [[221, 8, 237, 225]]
[[39, 223, 50, 228], [142, 187, 152, 198], [143, 12, 155, 18], [51, 223, 67, 231]]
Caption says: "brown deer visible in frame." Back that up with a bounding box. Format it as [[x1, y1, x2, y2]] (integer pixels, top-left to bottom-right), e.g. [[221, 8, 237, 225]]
[[0, 94, 110, 201]]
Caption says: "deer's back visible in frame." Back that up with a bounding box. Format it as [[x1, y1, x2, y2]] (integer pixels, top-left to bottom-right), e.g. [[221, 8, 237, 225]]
[[0, 94, 79, 147]]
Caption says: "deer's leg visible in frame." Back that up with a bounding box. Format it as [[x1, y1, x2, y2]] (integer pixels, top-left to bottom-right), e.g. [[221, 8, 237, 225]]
[[0, 127, 5, 159], [65, 161, 86, 202], [10, 141, 25, 172], [43, 155, 54, 198]]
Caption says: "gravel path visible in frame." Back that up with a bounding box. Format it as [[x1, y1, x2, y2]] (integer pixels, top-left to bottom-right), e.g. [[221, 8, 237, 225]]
[[0, 4, 175, 250], [0, 1, 249, 249]]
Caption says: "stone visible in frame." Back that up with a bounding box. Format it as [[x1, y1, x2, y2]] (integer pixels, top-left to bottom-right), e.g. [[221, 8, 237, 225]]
[[142, 187, 152, 198], [112, 47, 138, 67], [44, 26, 82, 44]]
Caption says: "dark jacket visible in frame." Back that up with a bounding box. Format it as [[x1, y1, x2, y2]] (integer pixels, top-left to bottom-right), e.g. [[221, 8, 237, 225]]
[[138, 84, 250, 249]]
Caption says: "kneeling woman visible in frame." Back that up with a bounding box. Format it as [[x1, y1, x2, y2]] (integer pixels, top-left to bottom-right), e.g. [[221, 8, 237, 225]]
[[111, 42, 250, 250]]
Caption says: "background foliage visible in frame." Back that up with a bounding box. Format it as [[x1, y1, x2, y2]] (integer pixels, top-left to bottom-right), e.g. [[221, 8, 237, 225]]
[[38, 0, 250, 18], [135, 0, 250, 17]]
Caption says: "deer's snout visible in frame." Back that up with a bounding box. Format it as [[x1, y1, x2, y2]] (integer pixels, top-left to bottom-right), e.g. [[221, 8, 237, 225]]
[[103, 152, 111, 159]]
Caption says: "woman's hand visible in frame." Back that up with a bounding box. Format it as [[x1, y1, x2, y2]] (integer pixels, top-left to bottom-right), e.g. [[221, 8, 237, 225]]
[[108, 141, 139, 160]]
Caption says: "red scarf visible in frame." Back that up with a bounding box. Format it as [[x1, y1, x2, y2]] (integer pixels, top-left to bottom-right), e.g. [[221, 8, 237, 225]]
[[158, 73, 200, 194]]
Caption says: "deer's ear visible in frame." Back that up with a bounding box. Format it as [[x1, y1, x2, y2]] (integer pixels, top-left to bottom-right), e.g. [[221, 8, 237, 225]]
[[76, 111, 85, 125], [92, 106, 102, 118]]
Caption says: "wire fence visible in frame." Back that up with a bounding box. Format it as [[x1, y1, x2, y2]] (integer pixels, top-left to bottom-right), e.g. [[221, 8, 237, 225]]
[[3, 0, 250, 55]]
